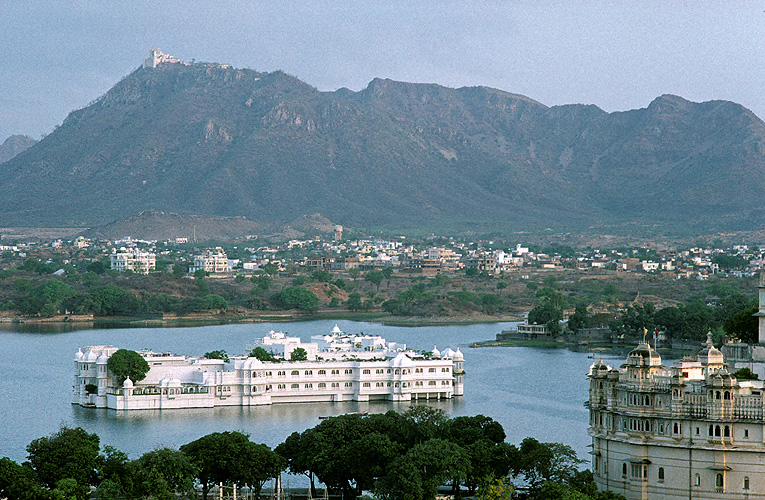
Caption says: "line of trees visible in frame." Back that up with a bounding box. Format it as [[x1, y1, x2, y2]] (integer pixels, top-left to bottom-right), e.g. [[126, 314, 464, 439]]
[[0, 407, 625, 500]]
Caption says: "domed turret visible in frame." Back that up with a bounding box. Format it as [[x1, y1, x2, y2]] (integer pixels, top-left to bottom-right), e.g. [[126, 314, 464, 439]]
[[442, 347, 456, 359], [453, 348, 464, 361], [431, 346, 441, 358], [626, 341, 662, 367], [331, 324, 343, 335], [698, 331, 724, 366]]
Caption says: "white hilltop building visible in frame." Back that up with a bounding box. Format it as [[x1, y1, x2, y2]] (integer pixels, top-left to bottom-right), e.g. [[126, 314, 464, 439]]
[[587, 273, 765, 500], [143, 48, 182, 68], [73, 325, 464, 410]]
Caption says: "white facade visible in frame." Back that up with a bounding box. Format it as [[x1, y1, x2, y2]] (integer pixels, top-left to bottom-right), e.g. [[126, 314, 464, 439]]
[[110, 248, 156, 274], [143, 48, 181, 68], [73, 326, 464, 410], [190, 248, 230, 273], [588, 334, 765, 500]]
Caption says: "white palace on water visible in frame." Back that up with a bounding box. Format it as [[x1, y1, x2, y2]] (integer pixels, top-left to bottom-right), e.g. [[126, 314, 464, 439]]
[[73, 325, 464, 410], [588, 273, 765, 500]]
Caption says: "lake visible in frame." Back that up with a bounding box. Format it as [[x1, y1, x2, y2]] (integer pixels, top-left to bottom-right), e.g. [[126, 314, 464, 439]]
[[0, 320, 625, 464]]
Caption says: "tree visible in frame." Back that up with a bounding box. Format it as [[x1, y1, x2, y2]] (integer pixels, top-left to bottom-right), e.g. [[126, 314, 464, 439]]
[[0, 457, 50, 500], [375, 439, 469, 500], [203, 350, 229, 362], [21, 280, 76, 316], [348, 267, 361, 280], [89, 284, 142, 316], [312, 269, 333, 282], [181, 432, 282, 500], [515, 438, 582, 492], [528, 303, 563, 336], [135, 447, 197, 499], [381, 267, 394, 288], [290, 347, 308, 361], [270, 287, 320, 312], [26, 426, 100, 496], [567, 305, 589, 333], [723, 306, 759, 343], [365, 270, 384, 292], [250, 346, 278, 362], [107, 349, 150, 385], [202, 294, 228, 310], [346, 292, 363, 311], [496, 282, 507, 295]]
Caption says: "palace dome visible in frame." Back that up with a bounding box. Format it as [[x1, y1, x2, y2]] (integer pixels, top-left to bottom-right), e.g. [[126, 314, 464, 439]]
[[626, 341, 662, 367]]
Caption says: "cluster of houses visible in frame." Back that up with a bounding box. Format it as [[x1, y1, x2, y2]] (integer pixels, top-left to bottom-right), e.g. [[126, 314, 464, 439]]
[[1, 230, 763, 279]]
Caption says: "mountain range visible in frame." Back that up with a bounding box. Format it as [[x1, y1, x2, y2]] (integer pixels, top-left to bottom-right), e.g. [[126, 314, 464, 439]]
[[1, 59, 764, 236]]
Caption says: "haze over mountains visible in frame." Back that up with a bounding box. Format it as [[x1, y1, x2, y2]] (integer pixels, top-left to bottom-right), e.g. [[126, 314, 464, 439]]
[[2, 58, 764, 236]]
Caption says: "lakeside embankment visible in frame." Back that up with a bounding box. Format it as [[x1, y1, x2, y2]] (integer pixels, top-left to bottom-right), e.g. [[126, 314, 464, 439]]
[[0, 310, 523, 329]]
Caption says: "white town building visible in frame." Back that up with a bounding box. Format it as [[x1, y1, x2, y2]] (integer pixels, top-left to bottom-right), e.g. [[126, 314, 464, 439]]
[[109, 248, 156, 274], [73, 326, 464, 410], [189, 248, 230, 273]]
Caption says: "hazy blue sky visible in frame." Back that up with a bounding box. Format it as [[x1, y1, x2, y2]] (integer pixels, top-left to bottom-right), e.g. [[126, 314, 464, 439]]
[[1, 1, 763, 141]]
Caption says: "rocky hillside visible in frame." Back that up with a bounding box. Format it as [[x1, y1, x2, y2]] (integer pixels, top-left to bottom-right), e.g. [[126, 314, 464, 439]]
[[0, 135, 37, 163], [1, 60, 764, 235]]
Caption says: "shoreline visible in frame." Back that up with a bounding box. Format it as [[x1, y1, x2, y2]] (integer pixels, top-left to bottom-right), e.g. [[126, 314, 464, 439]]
[[0, 310, 523, 329]]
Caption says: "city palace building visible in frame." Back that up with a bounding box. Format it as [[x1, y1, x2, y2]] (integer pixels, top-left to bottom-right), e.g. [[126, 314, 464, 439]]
[[588, 273, 765, 499]]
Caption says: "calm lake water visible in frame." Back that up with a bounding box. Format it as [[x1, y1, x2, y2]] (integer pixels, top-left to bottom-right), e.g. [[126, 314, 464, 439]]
[[0, 320, 625, 464]]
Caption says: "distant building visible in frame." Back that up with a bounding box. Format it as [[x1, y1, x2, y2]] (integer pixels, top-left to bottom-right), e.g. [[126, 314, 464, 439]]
[[73, 325, 464, 410], [143, 48, 181, 68], [190, 248, 230, 273], [110, 248, 156, 274]]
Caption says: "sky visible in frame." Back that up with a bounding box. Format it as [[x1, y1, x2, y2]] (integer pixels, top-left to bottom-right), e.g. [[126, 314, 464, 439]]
[[1, 1, 764, 142]]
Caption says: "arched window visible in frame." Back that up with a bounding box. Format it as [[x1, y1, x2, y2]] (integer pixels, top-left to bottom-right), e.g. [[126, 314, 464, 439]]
[[716, 391, 721, 400], [716, 473, 723, 488], [291, 370, 299, 376], [622, 463, 627, 477], [694, 474, 700, 486], [724, 425, 730, 438], [715, 425, 721, 437], [658, 467, 665, 482], [724, 391, 730, 400], [673, 422, 679, 434], [744, 477, 750, 490]]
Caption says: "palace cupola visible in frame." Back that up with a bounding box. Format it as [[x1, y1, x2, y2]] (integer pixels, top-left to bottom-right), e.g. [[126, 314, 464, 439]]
[[698, 331, 726, 375], [621, 341, 663, 390]]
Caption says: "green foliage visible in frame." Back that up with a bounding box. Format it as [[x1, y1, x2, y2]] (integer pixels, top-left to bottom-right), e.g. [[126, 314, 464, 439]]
[[203, 350, 229, 362], [202, 293, 228, 310], [251, 273, 272, 291], [290, 347, 308, 361], [723, 306, 758, 343], [712, 253, 748, 270], [465, 267, 479, 277], [250, 347, 278, 362], [135, 447, 198, 499], [365, 270, 384, 291], [14, 277, 32, 292], [234, 274, 245, 283], [528, 303, 563, 335], [107, 349, 150, 385], [21, 279, 76, 316], [89, 284, 142, 316], [27, 426, 100, 493], [346, 292, 363, 311], [180, 431, 283, 500], [311, 269, 333, 282], [193, 269, 208, 279], [733, 367, 759, 380], [270, 286, 320, 312], [85, 260, 107, 275]]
